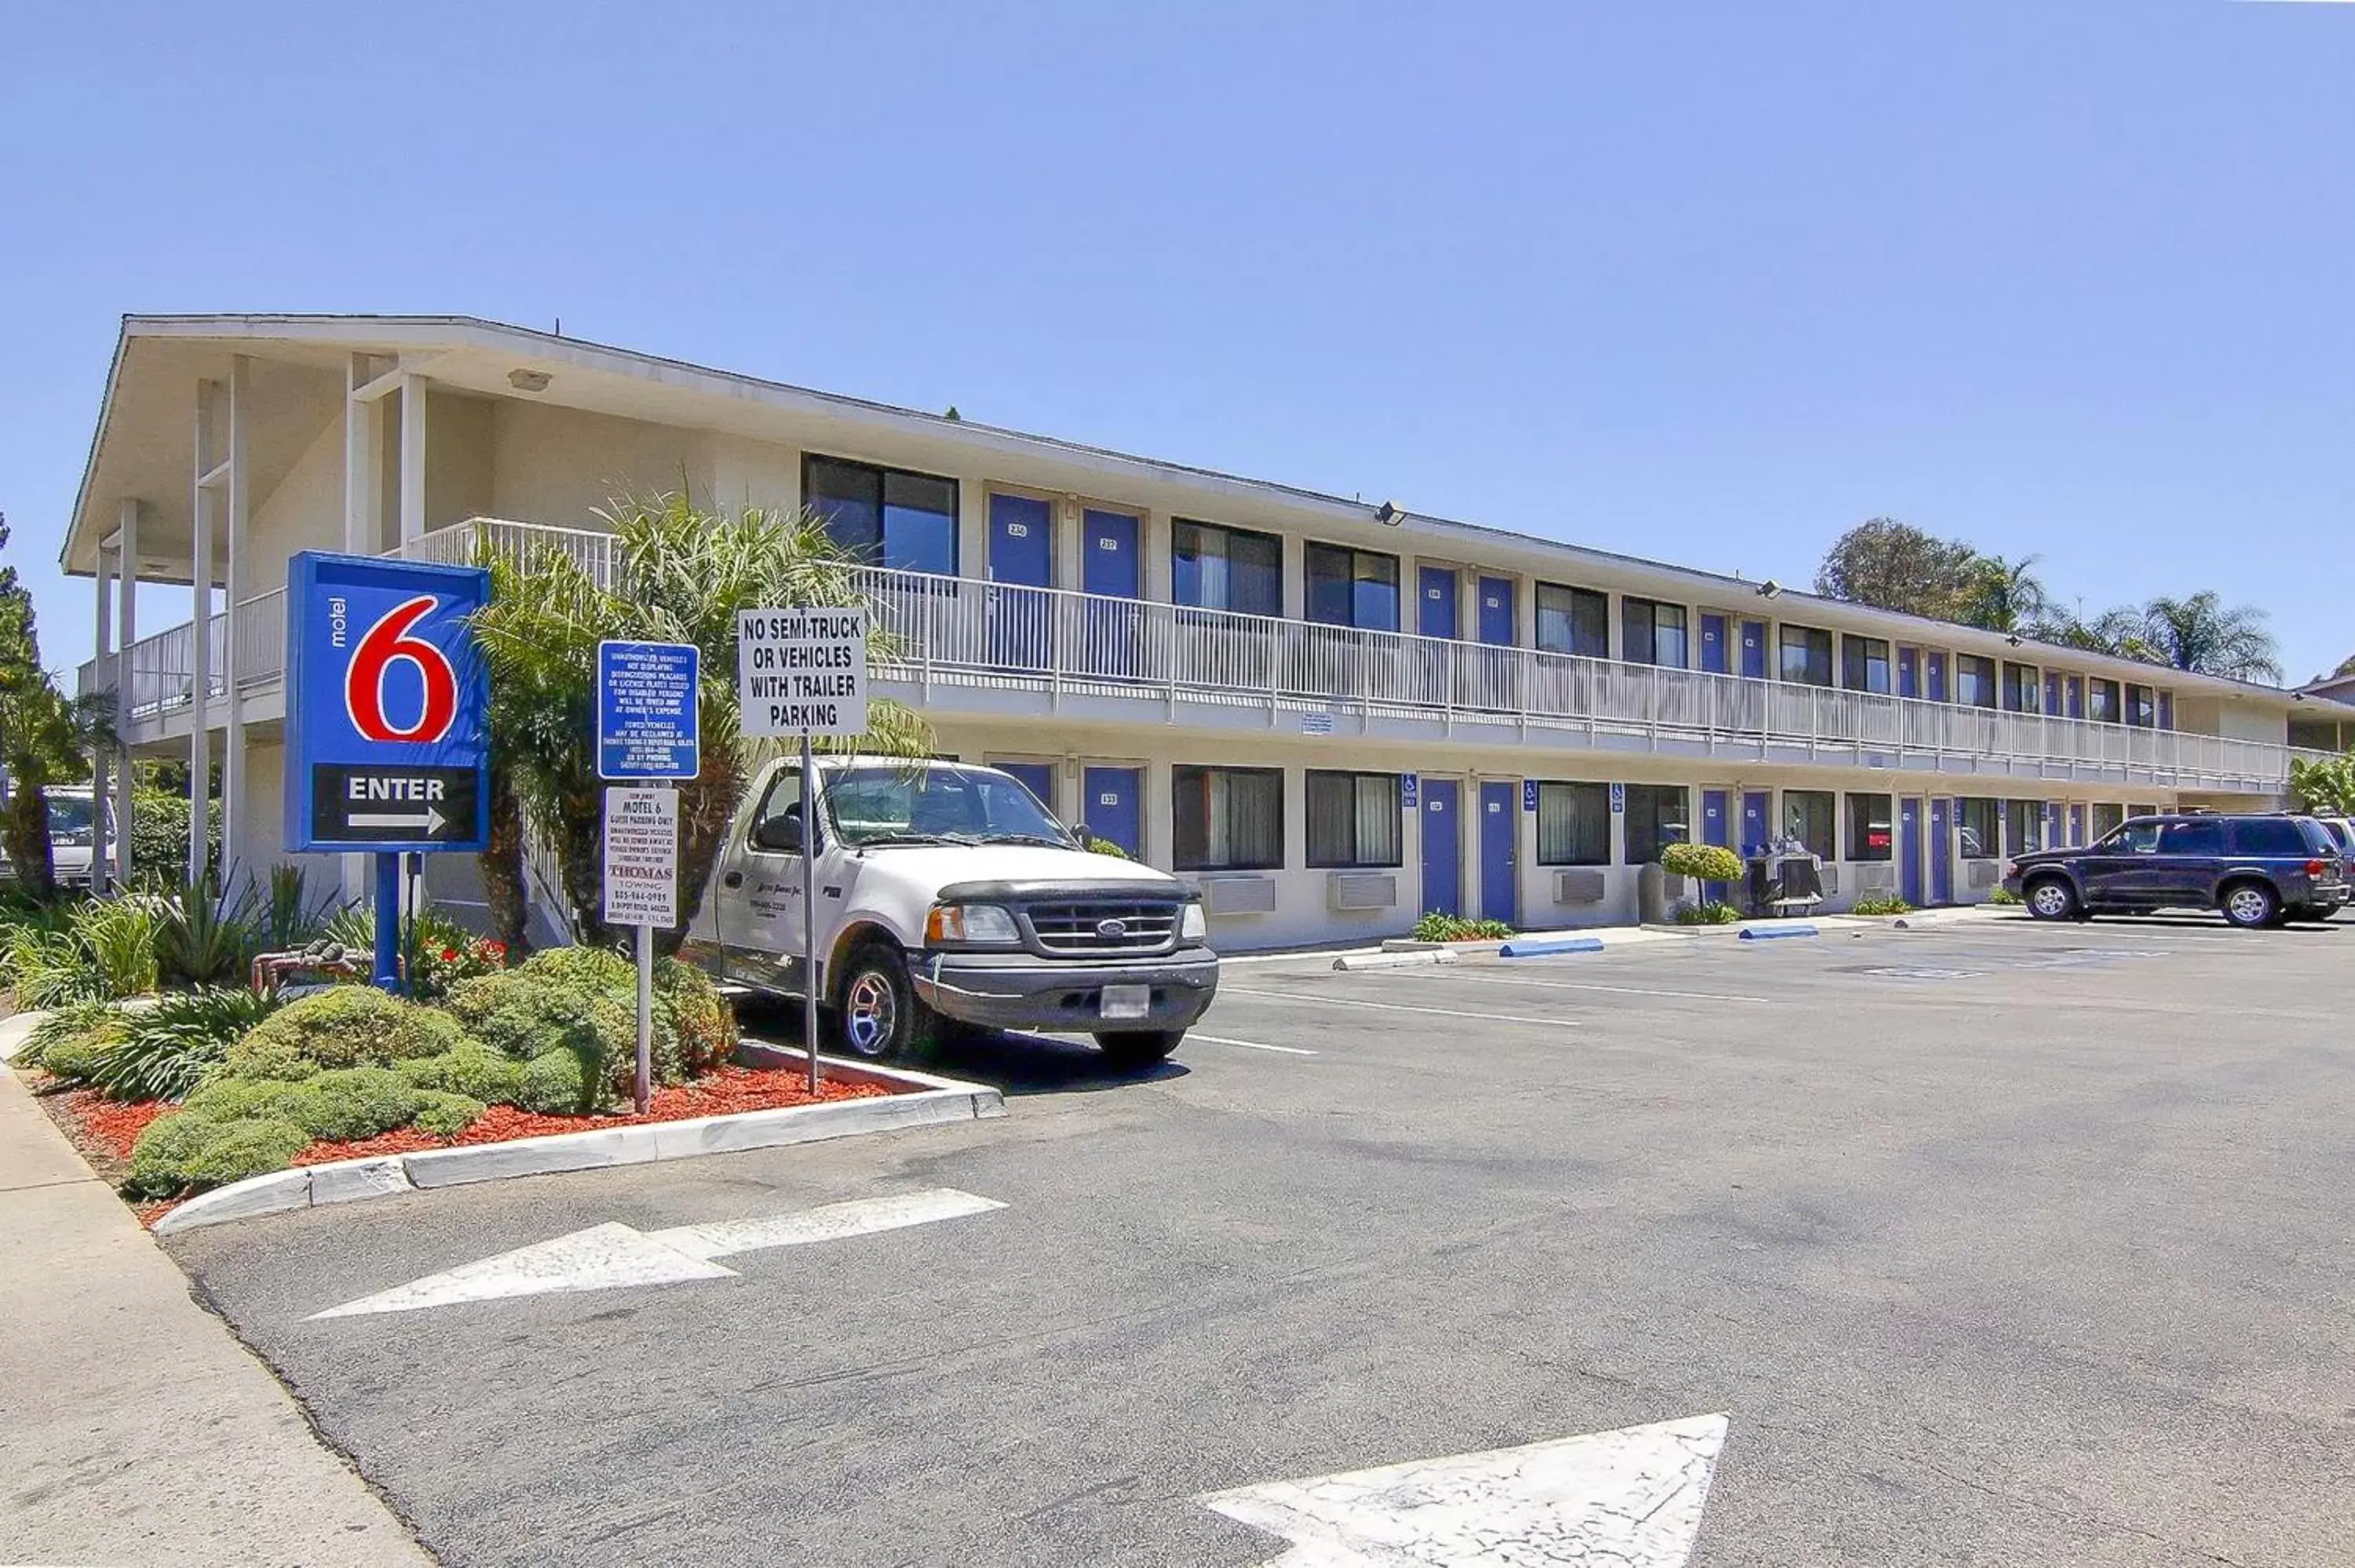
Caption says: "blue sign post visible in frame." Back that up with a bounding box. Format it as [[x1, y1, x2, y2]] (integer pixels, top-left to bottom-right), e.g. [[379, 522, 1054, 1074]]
[[284, 552, 491, 990], [597, 641, 701, 780]]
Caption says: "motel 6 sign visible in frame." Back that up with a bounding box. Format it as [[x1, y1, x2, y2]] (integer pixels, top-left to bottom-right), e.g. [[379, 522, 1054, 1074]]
[[284, 551, 491, 853]]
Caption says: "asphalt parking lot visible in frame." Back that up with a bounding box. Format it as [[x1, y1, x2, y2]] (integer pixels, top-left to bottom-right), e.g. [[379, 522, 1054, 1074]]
[[167, 911, 2355, 1567]]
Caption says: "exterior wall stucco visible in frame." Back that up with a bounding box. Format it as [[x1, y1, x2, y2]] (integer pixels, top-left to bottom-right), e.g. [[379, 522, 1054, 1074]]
[[490, 400, 716, 529]]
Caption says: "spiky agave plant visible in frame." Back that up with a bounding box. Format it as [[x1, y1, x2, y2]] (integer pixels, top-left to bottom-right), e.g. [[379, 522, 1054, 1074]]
[[469, 494, 932, 950]]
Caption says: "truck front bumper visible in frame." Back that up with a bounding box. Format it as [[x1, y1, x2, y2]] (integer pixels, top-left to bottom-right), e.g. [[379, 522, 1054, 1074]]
[[913, 949, 1220, 1034]]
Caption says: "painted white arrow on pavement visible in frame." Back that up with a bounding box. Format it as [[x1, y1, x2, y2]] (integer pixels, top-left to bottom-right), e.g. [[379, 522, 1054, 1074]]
[[310, 1188, 1004, 1319], [1199, 1413, 1729, 1567]]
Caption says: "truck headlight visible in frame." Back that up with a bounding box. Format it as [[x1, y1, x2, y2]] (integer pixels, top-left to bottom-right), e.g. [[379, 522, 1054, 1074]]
[[1179, 902, 1208, 942], [926, 903, 1020, 946]]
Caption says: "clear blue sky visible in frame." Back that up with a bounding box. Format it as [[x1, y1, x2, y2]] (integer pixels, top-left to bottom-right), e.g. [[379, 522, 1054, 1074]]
[[4, 0, 2350, 683]]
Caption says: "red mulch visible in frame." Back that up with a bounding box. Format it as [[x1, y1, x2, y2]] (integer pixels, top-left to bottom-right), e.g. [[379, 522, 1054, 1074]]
[[291, 1064, 890, 1167], [49, 1087, 174, 1161]]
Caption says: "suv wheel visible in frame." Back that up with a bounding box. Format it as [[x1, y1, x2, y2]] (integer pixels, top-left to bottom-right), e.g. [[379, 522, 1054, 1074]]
[[1094, 1030, 1184, 1070], [2219, 881, 2280, 930], [834, 944, 942, 1062], [2024, 877, 2079, 922]]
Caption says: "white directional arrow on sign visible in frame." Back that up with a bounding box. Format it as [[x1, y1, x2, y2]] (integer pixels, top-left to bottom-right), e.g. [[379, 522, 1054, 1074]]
[[310, 1188, 1004, 1319], [1199, 1413, 1729, 1568], [347, 806, 448, 834]]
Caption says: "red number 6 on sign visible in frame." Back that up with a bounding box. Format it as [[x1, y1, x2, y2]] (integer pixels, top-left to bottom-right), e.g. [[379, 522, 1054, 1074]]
[[345, 596, 458, 743]]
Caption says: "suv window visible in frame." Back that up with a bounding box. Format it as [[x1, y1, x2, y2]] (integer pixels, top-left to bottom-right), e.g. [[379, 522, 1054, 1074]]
[[2226, 819, 2314, 857], [2158, 820, 2224, 856], [2102, 821, 2161, 855]]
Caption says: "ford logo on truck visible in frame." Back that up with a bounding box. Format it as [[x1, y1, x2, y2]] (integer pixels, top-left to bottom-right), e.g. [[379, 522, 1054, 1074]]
[[1096, 917, 1129, 939]]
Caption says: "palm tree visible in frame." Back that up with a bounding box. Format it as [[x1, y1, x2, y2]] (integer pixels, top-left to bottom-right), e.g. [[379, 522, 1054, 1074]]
[[2137, 592, 2283, 684], [2031, 605, 2160, 663], [1961, 554, 2053, 634], [469, 494, 931, 948]]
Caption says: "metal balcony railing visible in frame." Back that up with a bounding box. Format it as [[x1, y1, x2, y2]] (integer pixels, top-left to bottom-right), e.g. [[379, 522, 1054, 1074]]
[[75, 516, 2322, 791]]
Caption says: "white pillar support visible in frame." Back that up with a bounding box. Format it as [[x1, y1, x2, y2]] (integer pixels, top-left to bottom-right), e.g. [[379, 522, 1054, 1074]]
[[189, 381, 217, 887], [115, 499, 138, 884], [345, 353, 384, 554], [398, 372, 427, 545], [221, 356, 250, 888], [92, 535, 114, 896]]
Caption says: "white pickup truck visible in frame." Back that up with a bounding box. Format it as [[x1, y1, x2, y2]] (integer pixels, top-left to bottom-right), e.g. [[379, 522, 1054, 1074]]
[[684, 757, 1218, 1067]]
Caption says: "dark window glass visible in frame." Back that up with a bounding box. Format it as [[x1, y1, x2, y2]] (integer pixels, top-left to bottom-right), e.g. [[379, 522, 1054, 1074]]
[[804, 455, 958, 574], [2001, 662, 2041, 713], [1173, 765, 1284, 870], [1303, 543, 1400, 631], [1305, 771, 1402, 868], [2091, 802, 2125, 839], [1784, 789, 1836, 859], [1623, 784, 1689, 865], [1778, 626, 1834, 687], [1535, 782, 1609, 866], [1172, 520, 1283, 616], [2227, 819, 2312, 857], [1619, 597, 1689, 668], [1841, 636, 1892, 695], [2290, 721, 2341, 751], [1958, 797, 1999, 859], [2088, 679, 2121, 723], [1847, 793, 1894, 861], [2159, 819, 2223, 856], [2126, 684, 2156, 727], [1956, 655, 1999, 709], [2004, 800, 2046, 855], [2103, 819, 2161, 853], [1535, 583, 1609, 658]]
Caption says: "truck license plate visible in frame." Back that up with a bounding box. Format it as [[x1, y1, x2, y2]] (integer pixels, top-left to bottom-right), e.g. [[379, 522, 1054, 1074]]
[[1100, 985, 1151, 1020]]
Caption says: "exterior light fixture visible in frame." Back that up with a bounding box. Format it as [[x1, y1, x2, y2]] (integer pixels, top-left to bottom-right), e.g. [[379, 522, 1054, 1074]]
[[1374, 501, 1405, 527], [1755, 580, 1784, 599], [508, 369, 552, 392], [2006, 634, 2024, 647]]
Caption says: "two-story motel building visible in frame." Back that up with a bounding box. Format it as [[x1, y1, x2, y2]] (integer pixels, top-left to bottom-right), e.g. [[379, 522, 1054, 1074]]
[[60, 316, 2355, 949]]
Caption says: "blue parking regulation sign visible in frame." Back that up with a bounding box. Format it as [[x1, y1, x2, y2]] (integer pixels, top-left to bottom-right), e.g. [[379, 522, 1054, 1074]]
[[597, 640, 700, 780]]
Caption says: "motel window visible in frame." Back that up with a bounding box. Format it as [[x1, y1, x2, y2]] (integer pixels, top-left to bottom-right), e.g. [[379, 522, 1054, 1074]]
[[1784, 789, 1835, 860], [2291, 720, 2342, 752], [1172, 520, 1283, 617], [1841, 636, 1893, 695], [1535, 782, 1610, 866], [1535, 583, 1610, 658], [802, 455, 958, 575], [1955, 655, 1998, 709], [2087, 678, 2121, 724], [1173, 765, 1285, 872], [1304, 543, 1400, 632], [1622, 784, 1689, 866], [1305, 771, 1403, 869], [2090, 802, 2126, 840], [2004, 800, 2045, 856], [1619, 597, 1689, 668], [1846, 793, 1894, 862], [1779, 625, 1834, 687], [1958, 797, 1999, 859], [2126, 684, 2156, 728], [2001, 662, 2040, 713]]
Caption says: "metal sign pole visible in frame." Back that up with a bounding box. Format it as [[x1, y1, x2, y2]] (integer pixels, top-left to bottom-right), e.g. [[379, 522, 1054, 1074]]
[[371, 851, 402, 991], [801, 731, 820, 1096], [634, 919, 654, 1114]]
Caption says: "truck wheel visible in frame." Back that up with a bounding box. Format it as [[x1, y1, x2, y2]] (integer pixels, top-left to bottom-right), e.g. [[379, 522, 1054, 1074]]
[[2024, 877, 2078, 921], [2218, 880, 2280, 930], [1094, 1030, 1184, 1070], [834, 945, 940, 1062]]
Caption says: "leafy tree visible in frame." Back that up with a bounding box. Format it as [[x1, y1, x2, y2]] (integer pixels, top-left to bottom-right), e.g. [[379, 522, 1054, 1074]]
[[0, 512, 115, 898], [2135, 591, 2282, 684], [2331, 651, 2355, 679], [2030, 605, 2158, 662], [1959, 553, 2053, 634], [2290, 753, 2355, 816], [469, 494, 930, 949], [1813, 519, 1982, 619]]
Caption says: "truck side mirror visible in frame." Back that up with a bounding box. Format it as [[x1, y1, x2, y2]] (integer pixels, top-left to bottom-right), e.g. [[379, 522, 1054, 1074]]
[[751, 814, 804, 855]]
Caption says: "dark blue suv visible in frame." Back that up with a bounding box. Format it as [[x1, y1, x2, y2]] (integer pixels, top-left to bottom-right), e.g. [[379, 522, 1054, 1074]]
[[2003, 813, 2349, 928]]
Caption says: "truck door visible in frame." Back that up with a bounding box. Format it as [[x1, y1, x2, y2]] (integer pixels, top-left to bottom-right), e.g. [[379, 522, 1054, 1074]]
[[717, 765, 813, 996]]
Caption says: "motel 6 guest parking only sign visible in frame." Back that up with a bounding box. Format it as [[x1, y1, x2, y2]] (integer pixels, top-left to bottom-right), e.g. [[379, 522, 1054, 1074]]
[[284, 551, 491, 852]]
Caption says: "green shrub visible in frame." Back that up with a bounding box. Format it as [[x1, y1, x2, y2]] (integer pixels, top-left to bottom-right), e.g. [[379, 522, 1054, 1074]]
[[518, 1045, 603, 1115], [325, 903, 491, 997], [221, 986, 462, 1080], [87, 987, 283, 1102], [31, 1010, 126, 1083], [1850, 895, 1913, 917], [450, 945, 700, 1097], [518, 944, 634, 990], [126, 1110, 228, 1198], [655, 957, 736, 1075], [1674, 900, 1744, 926], [1660, 842, 1744, 884], [180, 1076, 305, 1122], [411, 1091, 486, 1138], [393, 1041, 526, 1103], [19, 998, 120, 1071], [1988, 888, 2023, 906], [126, 1109, 309, 1198], [1411, 912, 1515, 943], [4, 898, 164, 1008], [155, 881, 262, 989], [276, 1067, 424, 1142], [1083, 835, 1131, 860]]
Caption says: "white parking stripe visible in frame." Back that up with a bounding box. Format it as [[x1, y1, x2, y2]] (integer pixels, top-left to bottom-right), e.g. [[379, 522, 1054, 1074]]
[[1364, 972, 1775, 1005], [1189, 1033, 1319, 1056], [1219, 989, 1579, 1027]]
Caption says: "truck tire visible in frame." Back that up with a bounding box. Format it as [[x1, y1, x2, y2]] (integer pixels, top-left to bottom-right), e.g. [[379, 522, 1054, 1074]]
[[834, 944, 941, 1062], [2023, 875, 2078, 922], [1094, 1030, 1184, 1070], [2218, 879, 2280, 930]]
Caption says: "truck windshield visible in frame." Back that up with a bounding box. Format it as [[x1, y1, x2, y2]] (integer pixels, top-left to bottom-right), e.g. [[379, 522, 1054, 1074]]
[[824, 767, 1077, 850]]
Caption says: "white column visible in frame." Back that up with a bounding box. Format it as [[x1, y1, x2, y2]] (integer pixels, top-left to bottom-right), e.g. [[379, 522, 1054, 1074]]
[[398, 373, 428, 545], [221, 356, 250, 884], [115, 500, 138, 884], [92, 536, 114, 895], [189, 381, 215, 886], [345, 354, 384, 553]]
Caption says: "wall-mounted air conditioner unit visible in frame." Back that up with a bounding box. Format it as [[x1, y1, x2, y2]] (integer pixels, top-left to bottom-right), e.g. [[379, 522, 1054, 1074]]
[[1327, 872, 1397, 912], [1554, 869, 1607, 905], [1199, 875, 1279, 915]]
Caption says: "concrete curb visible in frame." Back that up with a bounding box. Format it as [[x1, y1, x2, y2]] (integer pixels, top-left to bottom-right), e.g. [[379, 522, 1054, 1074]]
[[153, 1048, 1005, 1236], [1334, 949, 1462, 972], [1499, 936, 1605, 959], [1738, 924, 1820, 941]]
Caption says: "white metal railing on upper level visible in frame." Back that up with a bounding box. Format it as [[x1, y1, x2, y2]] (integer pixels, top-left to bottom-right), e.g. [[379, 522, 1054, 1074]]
[[75, 517, 2326, 790]]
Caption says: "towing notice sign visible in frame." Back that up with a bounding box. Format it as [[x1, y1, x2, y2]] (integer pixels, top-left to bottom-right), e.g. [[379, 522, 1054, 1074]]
[[736, 607, 867, 737], [601, 786, 679, 928]]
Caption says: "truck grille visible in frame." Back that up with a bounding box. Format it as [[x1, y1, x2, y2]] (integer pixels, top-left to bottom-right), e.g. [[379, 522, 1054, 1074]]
[[1024, 902, 1180, 957]]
